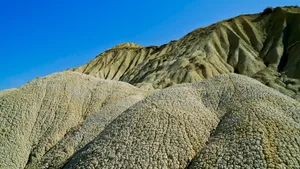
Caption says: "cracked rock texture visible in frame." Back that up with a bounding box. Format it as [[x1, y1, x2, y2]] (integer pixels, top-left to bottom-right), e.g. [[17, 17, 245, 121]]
[[1, 5, 300, 169], [65, 74, 300, 169], [2, 73, 300, 168], [0, 72, 148, 169]]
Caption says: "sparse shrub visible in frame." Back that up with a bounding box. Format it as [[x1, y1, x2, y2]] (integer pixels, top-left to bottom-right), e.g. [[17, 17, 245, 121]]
[[262, 7, 274, 15]]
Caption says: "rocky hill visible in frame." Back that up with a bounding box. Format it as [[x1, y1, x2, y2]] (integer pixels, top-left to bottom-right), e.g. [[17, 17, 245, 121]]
[[71, 6, 300, 101], [1, 6, 300, 169]]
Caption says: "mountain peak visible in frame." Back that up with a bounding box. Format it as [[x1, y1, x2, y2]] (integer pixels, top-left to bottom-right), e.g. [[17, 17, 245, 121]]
[[110, 42, 143, 50]]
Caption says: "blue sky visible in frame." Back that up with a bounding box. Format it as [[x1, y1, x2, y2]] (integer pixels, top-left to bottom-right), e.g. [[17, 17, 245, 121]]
[[0, 0, 298, 90]]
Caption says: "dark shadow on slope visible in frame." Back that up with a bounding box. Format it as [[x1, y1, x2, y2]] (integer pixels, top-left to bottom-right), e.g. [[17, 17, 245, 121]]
[[278, 25, 290, 72]]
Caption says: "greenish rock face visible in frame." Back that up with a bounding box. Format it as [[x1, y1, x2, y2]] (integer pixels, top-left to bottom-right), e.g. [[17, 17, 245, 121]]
[[71, 6, 300, 98], [1, 6, 300, 169]]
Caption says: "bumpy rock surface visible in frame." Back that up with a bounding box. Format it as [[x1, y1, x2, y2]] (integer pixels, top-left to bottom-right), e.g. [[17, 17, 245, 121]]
[[71, 6, 300, 100], [1, 73, 300, 168], [1, 6, 300, 169], [0, 72, 148, 169]]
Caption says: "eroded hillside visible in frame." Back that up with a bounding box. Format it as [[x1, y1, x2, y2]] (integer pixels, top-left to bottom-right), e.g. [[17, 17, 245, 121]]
[[1, 73, 300, 168], [1, 6, 300, 169], [0, 72, 148, 169], [71, 6, 300, 100]]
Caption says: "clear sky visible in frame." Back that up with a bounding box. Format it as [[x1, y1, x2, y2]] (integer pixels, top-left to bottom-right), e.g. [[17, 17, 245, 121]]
[[0, 0, 298, 90]]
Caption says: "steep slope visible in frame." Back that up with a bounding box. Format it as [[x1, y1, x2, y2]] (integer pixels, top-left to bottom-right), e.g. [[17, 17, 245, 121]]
[[71, 6, 300, 100]]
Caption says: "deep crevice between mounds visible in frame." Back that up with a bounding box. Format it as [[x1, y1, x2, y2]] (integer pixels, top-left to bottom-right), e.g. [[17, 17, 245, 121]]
[[185, 77, 237, 168]]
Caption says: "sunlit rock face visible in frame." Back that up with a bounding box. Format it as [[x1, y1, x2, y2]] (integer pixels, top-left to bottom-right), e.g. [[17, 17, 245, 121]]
[[72, 6, 300, 100], [1, 6, 300, 169]]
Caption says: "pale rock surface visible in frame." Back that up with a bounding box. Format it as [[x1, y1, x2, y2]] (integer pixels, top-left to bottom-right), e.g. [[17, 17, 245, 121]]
[[0, 72, 148, 169], [1, 6, 300, 169], [1, 72, 300, 169], [64, 74, 300, 169]]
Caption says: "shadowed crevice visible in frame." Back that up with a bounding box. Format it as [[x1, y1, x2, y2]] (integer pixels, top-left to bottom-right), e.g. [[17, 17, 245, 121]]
[[278, 26, 290, 72]]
